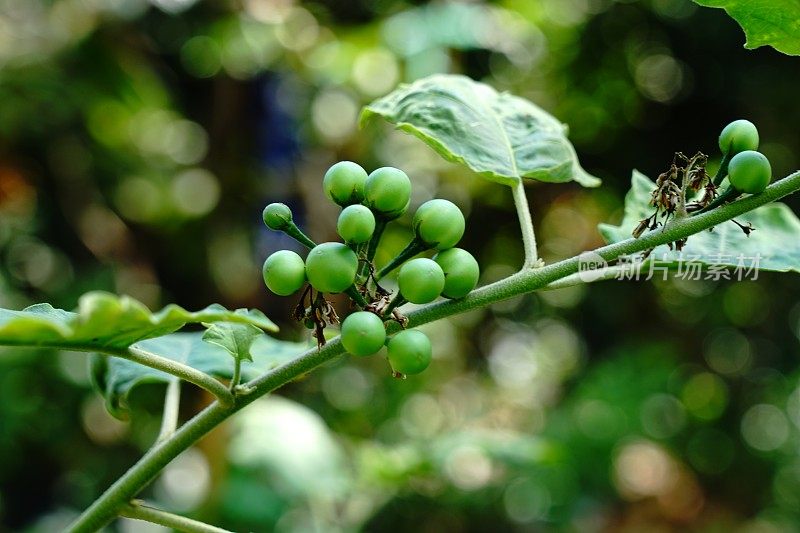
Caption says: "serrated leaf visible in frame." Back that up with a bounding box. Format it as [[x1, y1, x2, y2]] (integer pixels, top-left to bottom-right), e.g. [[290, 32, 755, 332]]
[[0, 291, 277, 350], [202, 321, 265, 362], [599, 170, 800, 272], [360, 74, 600, 188], [91, 331, 308, 418], [693, 0, 800, 56]]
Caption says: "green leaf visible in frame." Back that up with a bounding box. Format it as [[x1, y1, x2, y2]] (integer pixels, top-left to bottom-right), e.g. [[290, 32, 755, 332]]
[[0, 291, 277, 350], [599, 170, 800, 272], [360, 74, 600, 188], [91, 332, 308, 417], [693, 0, 800, 56], [202, 321, 264, 362]]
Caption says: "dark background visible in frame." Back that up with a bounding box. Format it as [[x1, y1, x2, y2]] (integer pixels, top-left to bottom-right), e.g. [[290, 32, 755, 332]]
[[1, 0, 800, 531]]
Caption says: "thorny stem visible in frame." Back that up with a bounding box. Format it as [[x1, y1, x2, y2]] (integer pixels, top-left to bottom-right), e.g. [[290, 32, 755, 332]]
[[511, 180, 539, 268], [120, 501, 233, 533], [66, 170, 800, 532], [156, 378, 181, 444]]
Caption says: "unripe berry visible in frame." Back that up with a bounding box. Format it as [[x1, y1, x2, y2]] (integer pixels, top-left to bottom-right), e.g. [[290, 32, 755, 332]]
[[262, 250, 306, 296], [728, 150, 771, 194], [364, 167, 411, 219], [337, 204, 376, 244], [323, 161, 369, 206], [387, 330, 432, 375], [413, 199, 465, 249], [341, 311, 386, 356], [434, 248, 479, 299], [719, 119, 759, 155], [398, 258, 445, 304], [305, 242, 359, 293], [262, 203, 292, 231]]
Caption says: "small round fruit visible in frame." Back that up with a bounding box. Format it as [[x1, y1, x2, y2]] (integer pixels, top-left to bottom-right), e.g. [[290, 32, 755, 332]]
[[719, 119, 759, 155], [728, 150, 771, 194], [398, 258, 445, 304], [413, 199, 465, 249], [364, 167, 411, 219], [387, 330, 432, 375], [262, 250, 306, 296], [323, 161, 369, 206], [434, 248, 479, 299], [305, 242, 358, 293], [262, 203, 292, 231], [337, 204, 376, 244], [341, 311, 386, 356]]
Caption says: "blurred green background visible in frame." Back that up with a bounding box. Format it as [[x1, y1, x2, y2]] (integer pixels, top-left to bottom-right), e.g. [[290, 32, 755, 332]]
[[2, 0, 800, 531]]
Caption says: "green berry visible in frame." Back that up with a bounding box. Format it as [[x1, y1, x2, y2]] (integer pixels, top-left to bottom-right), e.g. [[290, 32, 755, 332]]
[[397, 258, 445, 304], [262, 203, 292, 231], [364, 167, 411, 219], [305, 242, 358, 293], [262, 250, 306, 296], [719, 119, 759, 155], [413, 199, 465, 249], [337, 204, 376, 244], [387, 330, 431, 375], [728, 150, 771, 194], [434, 248, 479, 299], [323, 161, 369, 206], [341, 311, 386, 356]]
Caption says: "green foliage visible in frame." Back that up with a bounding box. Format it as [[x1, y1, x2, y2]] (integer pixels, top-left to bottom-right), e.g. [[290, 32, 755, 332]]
[[91, 332, 306, 417], [360, 74, 600, 188], [202, 322, 265, 363], [0, 291, 276, 350], [694, 1, 800, 55], [599, 171, 800, 271]]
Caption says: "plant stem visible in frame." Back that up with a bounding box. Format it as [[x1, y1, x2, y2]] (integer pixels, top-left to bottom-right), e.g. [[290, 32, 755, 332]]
[[382, 294, 407, 318], [68, 170, 800, 532], [156, 378, 181, 443], [358, 218, 387, 283], [284, 223, 317, 249], [120, 501, 233, 533], [125, 346, 234, 408], [713, 152, 732, 186], [230, 357, 242, 391], [539, 263, 644, 291], [695, 185, 738, 215], [511, 180, 539, 268], [374, 239, 426, 281], [345, 286, 368, 308]]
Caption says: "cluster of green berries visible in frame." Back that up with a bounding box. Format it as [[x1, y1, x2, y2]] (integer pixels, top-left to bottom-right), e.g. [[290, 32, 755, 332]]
[[260, 161, 480, 376], [718, 119, 771, 194]]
